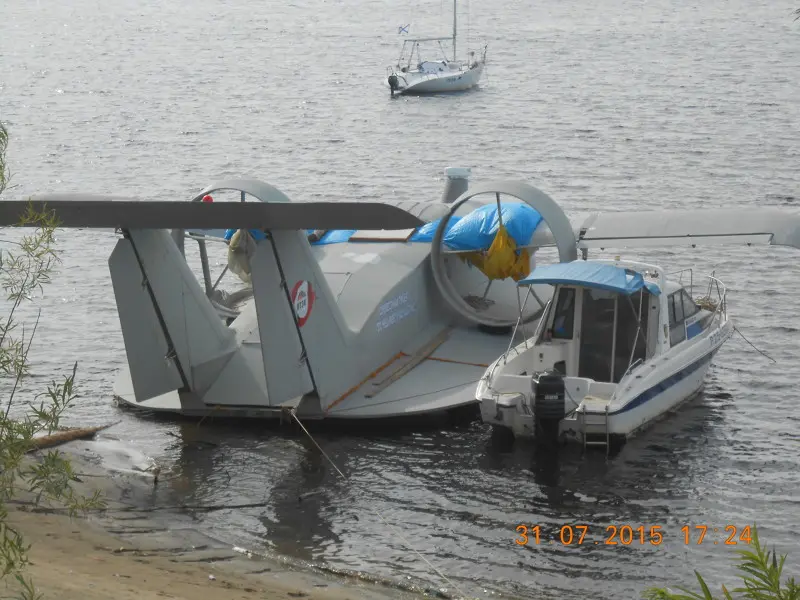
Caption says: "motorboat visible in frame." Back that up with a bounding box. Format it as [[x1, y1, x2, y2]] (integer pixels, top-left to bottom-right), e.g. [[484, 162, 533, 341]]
[[476, 259, 734, 452]]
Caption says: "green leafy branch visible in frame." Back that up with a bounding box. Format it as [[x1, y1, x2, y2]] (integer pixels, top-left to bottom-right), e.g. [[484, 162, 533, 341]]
[[0, 121, 105, 597], [643, 526, 799, 600]]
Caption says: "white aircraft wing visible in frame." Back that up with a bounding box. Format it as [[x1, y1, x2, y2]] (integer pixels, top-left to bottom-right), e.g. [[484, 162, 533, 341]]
[[574, 208, 800, 250]]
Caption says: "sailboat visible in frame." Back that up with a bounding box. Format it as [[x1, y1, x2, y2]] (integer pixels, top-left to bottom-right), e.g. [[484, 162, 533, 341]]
[[386, 0, 487, 95]]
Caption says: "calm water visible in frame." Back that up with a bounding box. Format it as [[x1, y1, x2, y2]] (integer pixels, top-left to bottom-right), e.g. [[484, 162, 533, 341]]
[[2, 0, 799, 597]]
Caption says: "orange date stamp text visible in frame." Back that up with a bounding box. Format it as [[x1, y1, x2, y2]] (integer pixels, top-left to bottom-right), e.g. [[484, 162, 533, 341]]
[[514, 524, 753, 546]]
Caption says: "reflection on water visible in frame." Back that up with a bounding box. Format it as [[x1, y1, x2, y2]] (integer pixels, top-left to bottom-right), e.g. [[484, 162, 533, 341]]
[[3, 0, 799, 595], [147, 374, 796, 600], [269, 438, 340, 564]]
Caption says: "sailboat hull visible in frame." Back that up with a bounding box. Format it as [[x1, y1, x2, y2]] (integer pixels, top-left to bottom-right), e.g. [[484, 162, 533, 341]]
[[392, 64, 484, 95]]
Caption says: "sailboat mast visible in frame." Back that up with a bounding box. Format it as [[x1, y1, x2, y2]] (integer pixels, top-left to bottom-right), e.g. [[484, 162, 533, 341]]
[[452, 0, 457, 61]]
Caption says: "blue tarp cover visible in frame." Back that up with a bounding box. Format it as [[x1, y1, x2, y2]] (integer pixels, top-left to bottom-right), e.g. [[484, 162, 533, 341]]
[[309, 203, 542, 250], [439, 203, 542, 250], [407, 216, 464, 242], [305, 229, 357, 244], [224, 228, 267, 241], [222, 228, 354, 244], [517, 260, 661, 296], [219, 203, 543, 250]]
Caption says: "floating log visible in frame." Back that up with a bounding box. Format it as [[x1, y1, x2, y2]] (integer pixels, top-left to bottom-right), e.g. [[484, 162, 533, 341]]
[[27, 422, 118, 452]]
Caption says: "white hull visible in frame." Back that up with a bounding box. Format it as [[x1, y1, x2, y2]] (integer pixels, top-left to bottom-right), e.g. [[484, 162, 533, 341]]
[[391, 64, 484, 95], [478, 320, 733, 444], [115, 323, 516, 421]]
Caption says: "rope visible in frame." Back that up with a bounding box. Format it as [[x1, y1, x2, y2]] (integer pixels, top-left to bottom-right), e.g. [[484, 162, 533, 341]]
[[288, 409, 473, 600], [733, 325, 777, 364]]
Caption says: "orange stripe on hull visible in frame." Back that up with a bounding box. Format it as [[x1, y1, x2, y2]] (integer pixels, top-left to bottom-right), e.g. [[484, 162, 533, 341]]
[[324, 352, 487, 414], [325, 352, 406, 414], [423, 356, 489, 368]]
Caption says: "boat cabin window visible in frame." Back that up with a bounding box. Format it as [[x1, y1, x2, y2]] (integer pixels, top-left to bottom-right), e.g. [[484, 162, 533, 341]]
[[668, 289, 699, 347], [680, 290, 700, 320], [550, 287, 576, 340], [670, 293, 683, 325]]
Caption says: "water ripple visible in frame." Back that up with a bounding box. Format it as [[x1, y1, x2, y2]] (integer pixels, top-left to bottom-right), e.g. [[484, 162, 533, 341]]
[[2, 0, 800, 597]]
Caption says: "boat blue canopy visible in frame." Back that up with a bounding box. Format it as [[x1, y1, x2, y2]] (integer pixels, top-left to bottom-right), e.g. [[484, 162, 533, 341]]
[[517, 260, 661, 296]]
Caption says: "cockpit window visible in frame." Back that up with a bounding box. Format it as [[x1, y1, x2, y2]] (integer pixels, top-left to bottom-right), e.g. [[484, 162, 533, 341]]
[[671, 292, 684, 325], [550, 288, 576, 339], [680, 290, 699, 320], [668, 289, 700, 347]]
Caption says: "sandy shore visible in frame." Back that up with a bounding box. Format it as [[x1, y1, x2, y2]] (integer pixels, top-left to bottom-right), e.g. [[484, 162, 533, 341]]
[[3, 441, 432, 600], [9, 507, 372, 600]]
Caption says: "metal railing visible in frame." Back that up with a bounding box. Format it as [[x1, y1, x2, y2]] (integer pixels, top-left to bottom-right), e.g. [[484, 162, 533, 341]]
[[667, 267, 694, 293], [703, 274, 728, 325], [619, 357, 644, 383]]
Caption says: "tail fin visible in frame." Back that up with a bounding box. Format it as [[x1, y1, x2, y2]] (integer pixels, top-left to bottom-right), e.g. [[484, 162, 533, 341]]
[[109, 227, 387, 411], [109, 229, 237, 402], [249, 230, 355, 409]]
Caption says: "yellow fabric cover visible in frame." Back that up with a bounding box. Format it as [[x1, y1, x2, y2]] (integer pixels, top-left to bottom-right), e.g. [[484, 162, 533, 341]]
[[227, 228, 256, 284], [461, 224, 531, 281]]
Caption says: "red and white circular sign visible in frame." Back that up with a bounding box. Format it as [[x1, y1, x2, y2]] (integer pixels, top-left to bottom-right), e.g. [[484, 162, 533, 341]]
[[291, 280, 315, 327]]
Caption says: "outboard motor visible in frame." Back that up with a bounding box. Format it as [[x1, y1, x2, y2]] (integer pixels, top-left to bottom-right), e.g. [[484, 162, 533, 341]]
[[388, 74, 399, 95], [531, 371, 565, 446]]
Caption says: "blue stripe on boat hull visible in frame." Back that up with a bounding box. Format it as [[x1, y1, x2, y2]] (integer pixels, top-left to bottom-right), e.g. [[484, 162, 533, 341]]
[[609, 351, 714, 416]]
